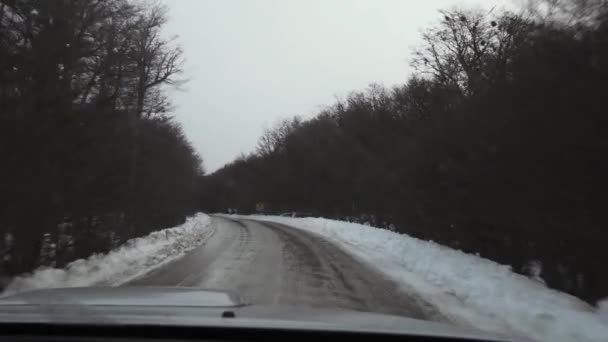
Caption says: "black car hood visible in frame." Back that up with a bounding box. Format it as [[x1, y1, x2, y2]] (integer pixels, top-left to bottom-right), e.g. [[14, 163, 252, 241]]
[[0, 287, 516, 341]]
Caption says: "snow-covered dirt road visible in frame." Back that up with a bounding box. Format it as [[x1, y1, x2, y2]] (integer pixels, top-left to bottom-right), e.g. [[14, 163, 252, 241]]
[[129, 216, 436, 320], [6, 213, 607, 341]]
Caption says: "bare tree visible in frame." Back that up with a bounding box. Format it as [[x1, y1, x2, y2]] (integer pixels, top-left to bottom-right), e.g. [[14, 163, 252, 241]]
[[411, 9, 533, 97], [121, 2, 185, 232], [0, 0, 200, 275], [128, 3, 184, 118], [256, 118, 302, 157]]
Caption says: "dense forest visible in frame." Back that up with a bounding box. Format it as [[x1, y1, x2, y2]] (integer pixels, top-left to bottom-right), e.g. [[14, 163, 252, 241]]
[[0, 0, 202, 283], [200, 0, 608, 304]]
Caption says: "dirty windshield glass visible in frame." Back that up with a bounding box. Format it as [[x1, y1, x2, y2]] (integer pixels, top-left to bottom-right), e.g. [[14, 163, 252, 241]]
[[1, 1, 607, 341]]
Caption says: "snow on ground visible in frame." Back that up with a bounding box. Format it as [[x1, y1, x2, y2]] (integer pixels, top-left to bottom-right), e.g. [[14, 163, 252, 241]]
[[239, 214, 608, 342], [2, 213, 213, 296]]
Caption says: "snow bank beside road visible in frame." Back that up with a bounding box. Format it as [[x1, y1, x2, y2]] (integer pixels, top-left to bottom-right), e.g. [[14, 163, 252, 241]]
[[2, 213, 213, 295], [241, 215, 608, 342]]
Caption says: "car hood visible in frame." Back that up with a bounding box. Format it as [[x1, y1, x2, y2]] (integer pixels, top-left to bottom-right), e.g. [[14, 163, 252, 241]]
[[0, 286, 246, 307], [0, 287, 516, 341]]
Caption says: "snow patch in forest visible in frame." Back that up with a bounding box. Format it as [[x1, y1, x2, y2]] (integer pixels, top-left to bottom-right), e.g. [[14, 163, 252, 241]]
[[238, 214, 608, 342], [2, 213, 213, 295]]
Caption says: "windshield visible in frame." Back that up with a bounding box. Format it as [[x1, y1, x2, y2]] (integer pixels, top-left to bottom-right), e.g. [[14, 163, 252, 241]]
[[1, 1, 607, 341]]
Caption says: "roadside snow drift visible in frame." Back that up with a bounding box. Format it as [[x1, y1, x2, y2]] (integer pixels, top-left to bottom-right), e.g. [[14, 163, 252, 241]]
[[241, 215, 608, 342], [2, 213, 213, 295]]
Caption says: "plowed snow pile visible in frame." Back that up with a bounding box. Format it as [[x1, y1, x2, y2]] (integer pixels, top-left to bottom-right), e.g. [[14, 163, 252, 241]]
[[2, 213, 213, 295]]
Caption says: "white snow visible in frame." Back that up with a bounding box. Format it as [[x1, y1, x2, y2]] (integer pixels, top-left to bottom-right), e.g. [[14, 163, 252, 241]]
[[238, 214, 608, 342], [2, 213, 213, 296], [598, 299, 608, 324]]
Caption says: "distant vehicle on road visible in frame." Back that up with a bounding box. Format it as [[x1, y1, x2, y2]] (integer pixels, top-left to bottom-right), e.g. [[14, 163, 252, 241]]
[[279, 212, 313, 218]]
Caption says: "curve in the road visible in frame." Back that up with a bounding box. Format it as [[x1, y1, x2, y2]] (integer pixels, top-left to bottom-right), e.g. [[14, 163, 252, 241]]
[[129, 216, 441, 321]]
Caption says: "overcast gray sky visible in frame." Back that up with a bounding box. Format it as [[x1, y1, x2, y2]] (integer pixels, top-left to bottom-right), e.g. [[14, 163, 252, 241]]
[[162, 0, 514, 173]]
